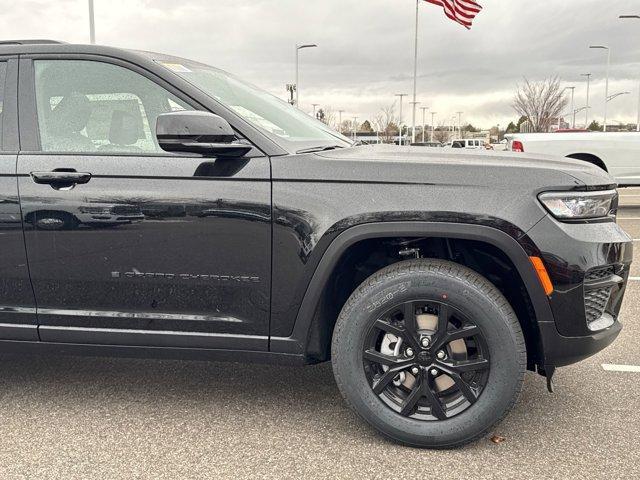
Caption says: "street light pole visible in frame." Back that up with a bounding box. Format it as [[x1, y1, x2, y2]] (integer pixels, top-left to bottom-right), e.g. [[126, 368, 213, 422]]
[[607, 92, 631, 103], [352, 117, 358, 141], [564, 87, 575, 128], [88, 0, 95, 44], [338, 110, 344, 133], [590, 45, 611, 131], [580, 73, 591, 127], [395, 93, 408, 145], [409, 101, 420, 144], [295, 43, 318, 109], [456, 111, 463, 138], [605, 92, 631, 130], [620, 15, 640, 131], [411, 0, 420, 144], [430, 111, 437, 142], [420, 106, 428, 143]]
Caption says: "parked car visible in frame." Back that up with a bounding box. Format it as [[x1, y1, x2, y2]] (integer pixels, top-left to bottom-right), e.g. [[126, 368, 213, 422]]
[[0, 40, 632, 448], [504, 131, 640, 186], [411, 141, 443, 147], [445, 138, 486, 149]]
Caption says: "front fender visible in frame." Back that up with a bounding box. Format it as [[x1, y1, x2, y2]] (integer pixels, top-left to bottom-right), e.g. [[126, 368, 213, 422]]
[[270, 221, 555, 359]]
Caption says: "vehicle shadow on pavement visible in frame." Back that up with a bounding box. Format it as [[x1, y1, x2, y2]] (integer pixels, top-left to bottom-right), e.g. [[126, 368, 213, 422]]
[[0, 353, 350, 420], [0, 353, 625, 451], [0, 353, 636, 479], [0, 353, 562, 441]]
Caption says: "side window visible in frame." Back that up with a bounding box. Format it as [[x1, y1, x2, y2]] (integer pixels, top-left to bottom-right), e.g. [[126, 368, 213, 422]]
[[0, 62, 7, 150], [33, 60, 193, 154]]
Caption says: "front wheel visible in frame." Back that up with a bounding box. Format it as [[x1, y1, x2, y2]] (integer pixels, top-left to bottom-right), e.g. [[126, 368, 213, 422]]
[[32, 212, 79, 230], [331, 259, 526, 448]]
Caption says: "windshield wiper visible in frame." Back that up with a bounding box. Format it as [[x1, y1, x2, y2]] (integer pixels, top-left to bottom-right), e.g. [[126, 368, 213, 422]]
[[296, 145, 345, 154]]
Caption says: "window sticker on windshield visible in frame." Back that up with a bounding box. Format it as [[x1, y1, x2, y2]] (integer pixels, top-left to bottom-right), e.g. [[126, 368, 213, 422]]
[[160, 62, 192, 73]]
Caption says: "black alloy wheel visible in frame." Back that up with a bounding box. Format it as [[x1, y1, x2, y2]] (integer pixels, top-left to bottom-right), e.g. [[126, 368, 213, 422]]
[[332, 259, 526, 448], [363, 300, 490, 420]]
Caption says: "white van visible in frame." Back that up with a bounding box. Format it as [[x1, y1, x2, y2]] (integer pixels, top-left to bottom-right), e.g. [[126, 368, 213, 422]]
[[446, 139, 486, 149]]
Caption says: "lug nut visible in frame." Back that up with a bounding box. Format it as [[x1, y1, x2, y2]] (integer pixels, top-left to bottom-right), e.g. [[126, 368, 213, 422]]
[[405, 348, 414, 357], [436, 350, 446, 360], [421, 337, 430, 348], [430, 368, 439, 376], [411, 367, 419, 375]]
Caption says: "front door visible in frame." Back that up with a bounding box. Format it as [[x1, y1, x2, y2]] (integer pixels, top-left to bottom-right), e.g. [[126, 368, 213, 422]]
[[17, 57, 271, 350]]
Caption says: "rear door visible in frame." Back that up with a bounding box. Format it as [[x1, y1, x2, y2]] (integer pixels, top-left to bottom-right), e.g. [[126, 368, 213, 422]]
[[0, 56, 38, 340], [17, 55, 272, 350]]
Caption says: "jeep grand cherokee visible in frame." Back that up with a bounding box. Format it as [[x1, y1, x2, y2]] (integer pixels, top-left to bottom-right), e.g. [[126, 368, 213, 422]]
[[0, 40, 631, 448]]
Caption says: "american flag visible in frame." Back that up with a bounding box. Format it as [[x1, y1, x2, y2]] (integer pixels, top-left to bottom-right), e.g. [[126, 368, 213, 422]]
[[424, 0, 482, 29]]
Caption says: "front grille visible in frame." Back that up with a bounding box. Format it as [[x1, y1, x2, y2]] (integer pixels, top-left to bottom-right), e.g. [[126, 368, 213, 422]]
[[584, 287, 613, 324], [584, 266, 615, 282], [111, 205, 140, 215]]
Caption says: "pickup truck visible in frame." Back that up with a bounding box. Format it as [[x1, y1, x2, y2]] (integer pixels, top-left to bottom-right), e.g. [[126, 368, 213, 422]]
[[0, 40, 632, 448], [504, 131, 640, 186]]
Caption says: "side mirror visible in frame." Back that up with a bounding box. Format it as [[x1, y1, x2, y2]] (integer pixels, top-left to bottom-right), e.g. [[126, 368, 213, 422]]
[[156, 111, 252, 157]]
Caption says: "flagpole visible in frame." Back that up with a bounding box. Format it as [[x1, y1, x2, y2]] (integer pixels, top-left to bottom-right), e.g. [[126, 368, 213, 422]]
[[411, 0, 419, 144]]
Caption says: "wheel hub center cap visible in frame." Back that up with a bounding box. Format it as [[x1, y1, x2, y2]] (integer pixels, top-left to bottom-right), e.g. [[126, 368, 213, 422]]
[[417, 351, 432, 366]]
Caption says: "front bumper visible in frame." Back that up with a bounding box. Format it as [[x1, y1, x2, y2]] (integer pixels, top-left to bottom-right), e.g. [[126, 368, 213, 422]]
[[538, 320, 622, 367], [526, 215, 633, 367]]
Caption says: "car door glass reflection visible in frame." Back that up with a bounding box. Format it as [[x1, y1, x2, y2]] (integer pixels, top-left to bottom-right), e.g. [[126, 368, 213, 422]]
[[21, 196, 274, 231]]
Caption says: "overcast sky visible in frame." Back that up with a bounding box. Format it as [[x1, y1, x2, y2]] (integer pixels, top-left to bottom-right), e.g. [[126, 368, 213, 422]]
[[2, 0, 640, 128]]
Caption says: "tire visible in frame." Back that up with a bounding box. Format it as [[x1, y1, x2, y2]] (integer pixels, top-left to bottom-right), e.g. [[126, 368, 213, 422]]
[[331, 258, 526, 448]]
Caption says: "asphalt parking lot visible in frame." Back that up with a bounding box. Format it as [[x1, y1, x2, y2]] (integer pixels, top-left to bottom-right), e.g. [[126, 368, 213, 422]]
[[0, 191, 639, 479]]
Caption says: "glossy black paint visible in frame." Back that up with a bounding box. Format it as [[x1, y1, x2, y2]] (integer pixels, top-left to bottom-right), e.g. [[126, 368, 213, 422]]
[[268, 147, 604, 338], [156, 111, 252, 157], [527, 215, 632, 337], [0, 154, 38, 338], [269, 221, 556, 359], [0, 42, 632, 371], [0, 56, 37, 340], [17, 154, 272, 348]]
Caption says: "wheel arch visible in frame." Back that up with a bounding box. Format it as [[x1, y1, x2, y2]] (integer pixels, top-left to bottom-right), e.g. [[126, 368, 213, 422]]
[[566, 153, 608, 171], [270, 221, 555, 369]]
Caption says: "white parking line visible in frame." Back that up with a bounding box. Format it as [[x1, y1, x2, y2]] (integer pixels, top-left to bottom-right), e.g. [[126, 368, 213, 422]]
[[628, 277, 640, 281], [602, 364, 640, 373]]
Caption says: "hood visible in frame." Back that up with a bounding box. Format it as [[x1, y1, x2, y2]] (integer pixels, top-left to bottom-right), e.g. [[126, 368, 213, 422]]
[[308, 144, 614, 190]]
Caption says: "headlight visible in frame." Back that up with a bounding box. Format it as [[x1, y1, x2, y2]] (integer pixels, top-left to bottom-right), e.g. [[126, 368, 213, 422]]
[[538, 190, 617, 219]]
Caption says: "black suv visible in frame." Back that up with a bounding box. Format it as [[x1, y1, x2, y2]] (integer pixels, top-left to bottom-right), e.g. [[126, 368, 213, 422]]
[[0, 41, 632, 448]]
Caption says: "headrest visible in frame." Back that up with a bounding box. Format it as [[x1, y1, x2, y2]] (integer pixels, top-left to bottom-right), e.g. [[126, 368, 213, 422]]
[[50, 92, 92, 133], [108, 110, 143, 146]]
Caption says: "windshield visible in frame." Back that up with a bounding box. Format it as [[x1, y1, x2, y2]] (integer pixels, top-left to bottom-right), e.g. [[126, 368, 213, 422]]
[[154, 57, 352, 152]]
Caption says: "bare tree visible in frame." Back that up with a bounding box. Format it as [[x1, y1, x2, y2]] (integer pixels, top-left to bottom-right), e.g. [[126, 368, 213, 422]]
[[341, 119, 355, 135], [432, 126, 449, 144], [512, 76, 568, 132], [374, 103, 398, 143], [319, 106, 336, 129]]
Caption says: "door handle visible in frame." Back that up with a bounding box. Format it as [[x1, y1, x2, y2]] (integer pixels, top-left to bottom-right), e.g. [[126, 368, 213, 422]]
[[30, 170, 92, 186]]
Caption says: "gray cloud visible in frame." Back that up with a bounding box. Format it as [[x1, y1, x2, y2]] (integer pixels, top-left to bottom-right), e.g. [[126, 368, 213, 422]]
[[2, 0, 640, 127]]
